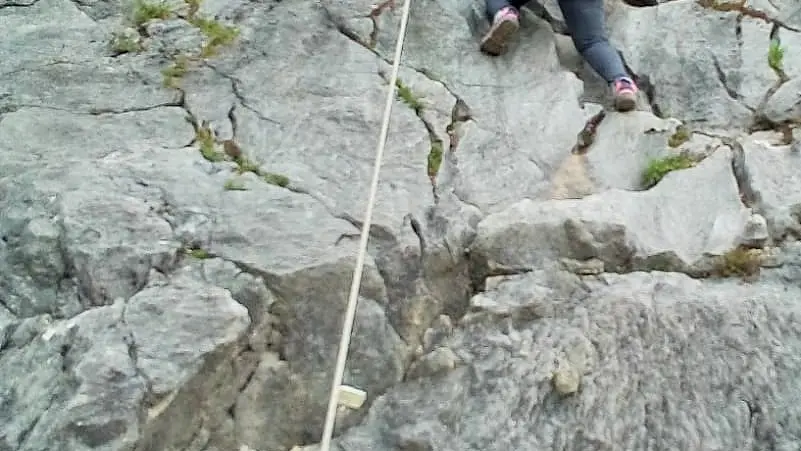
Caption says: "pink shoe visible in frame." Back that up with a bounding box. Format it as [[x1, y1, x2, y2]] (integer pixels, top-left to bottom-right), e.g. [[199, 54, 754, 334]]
[[480, 7, 520, 56], [613, 76, 638, 112]]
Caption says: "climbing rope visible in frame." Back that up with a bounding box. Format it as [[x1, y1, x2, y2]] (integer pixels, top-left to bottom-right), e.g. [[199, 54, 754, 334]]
[[318, 0, 414, 449]]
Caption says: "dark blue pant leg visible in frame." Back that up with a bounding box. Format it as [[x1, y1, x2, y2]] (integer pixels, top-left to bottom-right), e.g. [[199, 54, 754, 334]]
[[557, 0, 629, 82]]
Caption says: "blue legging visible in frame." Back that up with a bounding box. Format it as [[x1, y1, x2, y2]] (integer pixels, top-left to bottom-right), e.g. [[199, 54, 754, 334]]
[[486, 0, 629, 83]]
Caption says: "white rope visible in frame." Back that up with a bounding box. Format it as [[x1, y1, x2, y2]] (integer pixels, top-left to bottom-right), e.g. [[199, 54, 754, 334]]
[[318, 0, 414, 449]]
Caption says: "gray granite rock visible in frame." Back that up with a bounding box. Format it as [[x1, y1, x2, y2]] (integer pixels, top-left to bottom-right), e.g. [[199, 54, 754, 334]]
[[471, 148, 750, 275], [606, 0, 801, 128], [324, 270, 801, 451], [3, 0, 801, 448]]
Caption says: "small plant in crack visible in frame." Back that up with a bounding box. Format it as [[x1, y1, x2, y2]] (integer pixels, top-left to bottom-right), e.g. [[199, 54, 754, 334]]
[[641, 154, 697, 189], [109, 32, 143, 55], [149, 0, 238, 90], [262, 172, 290, 187], [132, 0, 173, 27], [711, 246, 761, 279], [195, 121, 225, 162], [224, 140, 291, 187], [184, 246, 212, 259], [162, 55, 191, 88], [234, 155, 261, 174], [234, 156, 291, 187], [396, 80, 424, 114], [667, 124, 691, 148], [768, 38, 785, 75], [427, 139, 444, 183], [191, 17, 240, 57], [224, 179, 248, 191]]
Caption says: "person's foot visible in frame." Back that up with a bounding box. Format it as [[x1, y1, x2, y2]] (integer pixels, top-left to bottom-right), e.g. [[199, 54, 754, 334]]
[[612, 76, 638, 112], [480, 7, 520, 56]]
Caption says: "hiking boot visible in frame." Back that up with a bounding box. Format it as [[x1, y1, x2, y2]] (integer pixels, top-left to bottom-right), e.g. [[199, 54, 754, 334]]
[[612, 76, 638, 112], [480, 7, 520, 56]]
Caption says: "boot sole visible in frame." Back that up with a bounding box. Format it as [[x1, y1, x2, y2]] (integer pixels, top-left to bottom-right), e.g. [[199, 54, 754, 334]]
[[614, 95, 636, 112], [480, 19, 519, 56]]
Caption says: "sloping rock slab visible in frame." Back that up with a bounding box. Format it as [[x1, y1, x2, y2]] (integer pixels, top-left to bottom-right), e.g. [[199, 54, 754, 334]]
[[471, 148, 749, 274], [583, 111, 680, 191]]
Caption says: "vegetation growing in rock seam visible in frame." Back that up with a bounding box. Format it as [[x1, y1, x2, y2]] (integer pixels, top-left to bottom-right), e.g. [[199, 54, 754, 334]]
[[224, 179, 248, 191], [192, 17, 240, 57], [768, 39, 784, 72], [393, 79, 448, 183], [641, 154, 696, 189], [195, 122, 225, 162], [130, 0, 241, 88], [427, 139, 444, 182], [711, 246, 761, 278], [110, 32, 143, 55], [667, 125, 691, 148], [184, 247, 212, 259], [132, 0, 172, 27], [229, 152, 291, 188], [767, 38, 788, 82], [396, 80, 424, 114], [187, 114, 292, 188], [162, 55, 191, 89]]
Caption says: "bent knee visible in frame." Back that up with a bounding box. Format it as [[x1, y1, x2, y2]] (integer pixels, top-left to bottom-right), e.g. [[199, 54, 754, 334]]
[[572, 34, 610, 54]]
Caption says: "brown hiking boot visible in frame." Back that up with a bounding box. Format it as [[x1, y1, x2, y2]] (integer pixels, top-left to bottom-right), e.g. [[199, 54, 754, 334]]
[[480, 7, 520, 56], [612, 76, 638, 112]]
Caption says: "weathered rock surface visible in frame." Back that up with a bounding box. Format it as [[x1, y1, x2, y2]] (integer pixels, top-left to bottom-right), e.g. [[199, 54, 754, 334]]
[[319, 270, 801, 451], [2, 0, 801, 449]]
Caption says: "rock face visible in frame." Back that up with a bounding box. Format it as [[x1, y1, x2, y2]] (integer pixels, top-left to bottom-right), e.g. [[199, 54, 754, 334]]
[[2, 0, 801, 449]]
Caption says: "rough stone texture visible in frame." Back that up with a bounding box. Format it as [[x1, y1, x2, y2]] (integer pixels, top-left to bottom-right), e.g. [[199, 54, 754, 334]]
[[741, 135, 801, 239], [3, 0, 801, 449], [472, 148, 750, 275], [606, 0, 801, 128], [322, 270, 801, 451]]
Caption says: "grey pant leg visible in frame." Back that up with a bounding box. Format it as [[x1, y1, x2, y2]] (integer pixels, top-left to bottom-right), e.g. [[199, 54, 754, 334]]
[[557, 0, 628, 82]]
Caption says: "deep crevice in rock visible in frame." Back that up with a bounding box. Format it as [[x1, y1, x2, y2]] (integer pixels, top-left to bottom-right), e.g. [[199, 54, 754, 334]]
[[697, 0, 801, 32], [696, 133, 762, 210], [120, 301, 157, 412], [711, 55, 744, 104], [0, 0, 38, 8]]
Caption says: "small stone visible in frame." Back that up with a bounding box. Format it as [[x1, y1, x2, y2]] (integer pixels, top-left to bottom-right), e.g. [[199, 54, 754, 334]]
[[552, 364, 581, 396], [740, 213, 769, 248], [223, 140, 242, 159], [406, 347, 459, 380]]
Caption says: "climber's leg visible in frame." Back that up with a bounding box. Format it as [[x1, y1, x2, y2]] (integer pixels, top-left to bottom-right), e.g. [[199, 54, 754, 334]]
[[480, 0, 521, 56], [558, 0, 638, 111]]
